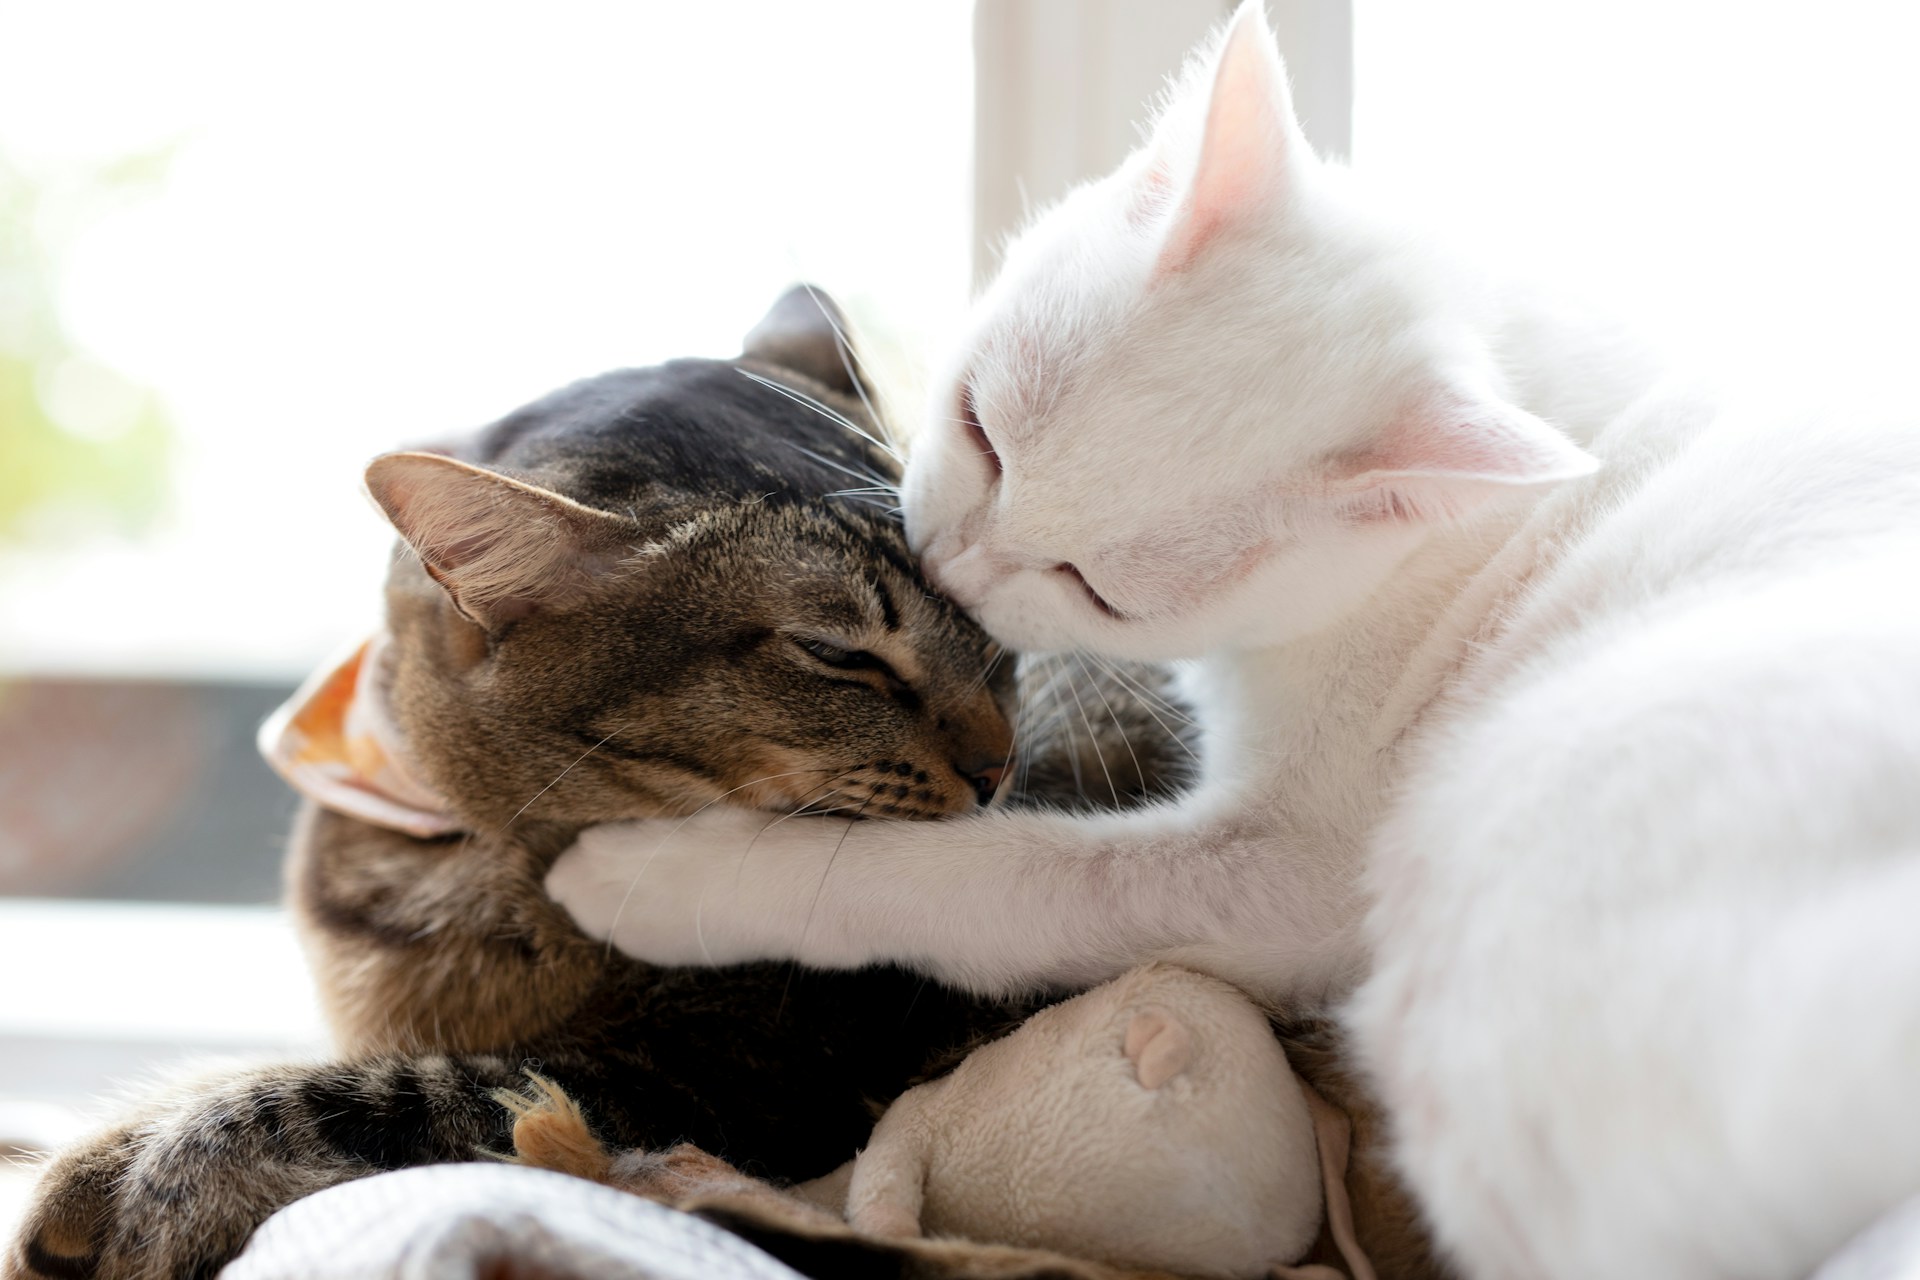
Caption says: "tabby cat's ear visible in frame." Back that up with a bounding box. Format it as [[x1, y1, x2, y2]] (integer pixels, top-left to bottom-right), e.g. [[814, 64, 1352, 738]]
[[741, 284, 868, 398], [364, 451, 634, 627], [1155, 1, 1309, 274]]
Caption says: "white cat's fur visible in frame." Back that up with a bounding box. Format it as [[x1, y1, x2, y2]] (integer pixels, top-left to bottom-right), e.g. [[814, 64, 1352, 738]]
[[549, 7, 1920, 1277]]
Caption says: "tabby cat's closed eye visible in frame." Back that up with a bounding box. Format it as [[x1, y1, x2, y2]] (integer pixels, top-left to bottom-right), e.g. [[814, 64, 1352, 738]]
[[794, 635, 893, 676]]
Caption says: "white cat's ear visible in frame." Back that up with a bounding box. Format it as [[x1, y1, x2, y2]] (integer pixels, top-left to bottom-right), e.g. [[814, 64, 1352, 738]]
[[1333, 392, 1600, 523], [364, 451, 634, 627], [1156, 1, 1307, 273]]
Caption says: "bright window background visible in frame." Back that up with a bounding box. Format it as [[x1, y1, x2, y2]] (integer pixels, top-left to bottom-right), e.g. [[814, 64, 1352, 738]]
[[1353, 0, 1920, 381], [6, 0, 1918, 1232], [0, 0, 973, 681]]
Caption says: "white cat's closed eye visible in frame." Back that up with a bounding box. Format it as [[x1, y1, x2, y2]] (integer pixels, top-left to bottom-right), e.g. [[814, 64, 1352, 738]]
[[957, 386, 1002, 477], [1056, 562, 1124, 620]]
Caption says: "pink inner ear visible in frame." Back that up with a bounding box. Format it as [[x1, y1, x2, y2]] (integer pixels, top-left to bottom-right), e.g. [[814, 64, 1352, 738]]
[[1341, 392, 1599, 487], [1155, 4, 1299, 276], [1126, 160, 1177, 231]]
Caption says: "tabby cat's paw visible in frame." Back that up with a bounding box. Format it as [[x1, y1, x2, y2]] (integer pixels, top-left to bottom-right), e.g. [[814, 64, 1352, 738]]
[[8, 1119, 269, 1280], [6, 1073, 353, 1280], [4, 1117, 143, 1280]]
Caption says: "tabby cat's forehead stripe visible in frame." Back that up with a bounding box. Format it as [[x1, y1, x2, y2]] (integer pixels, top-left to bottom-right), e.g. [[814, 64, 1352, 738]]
[[871, 574, 900, 631], [814, 503, 918, 584]]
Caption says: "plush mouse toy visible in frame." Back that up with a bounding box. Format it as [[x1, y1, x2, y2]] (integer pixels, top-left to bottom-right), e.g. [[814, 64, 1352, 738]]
[[841, 964, 1375, 1280], [502, 962, 1381, 1279]]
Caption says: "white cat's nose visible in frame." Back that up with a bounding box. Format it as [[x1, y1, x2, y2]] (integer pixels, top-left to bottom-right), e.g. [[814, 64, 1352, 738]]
[[926, 542, 1003, 609]]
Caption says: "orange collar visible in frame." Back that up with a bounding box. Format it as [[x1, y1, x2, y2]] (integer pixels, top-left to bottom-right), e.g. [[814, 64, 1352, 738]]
[[257, 633, 462, 838]]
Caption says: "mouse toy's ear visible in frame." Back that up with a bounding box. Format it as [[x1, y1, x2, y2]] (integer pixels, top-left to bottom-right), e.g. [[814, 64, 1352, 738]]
[[741, 283, 870, 399], [1124, 1008, 1195, 1090], [364, 451, 636, 628]]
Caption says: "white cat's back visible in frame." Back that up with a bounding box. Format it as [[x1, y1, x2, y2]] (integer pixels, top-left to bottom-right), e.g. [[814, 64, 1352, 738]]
[[1354, 385, 1920, 1280]]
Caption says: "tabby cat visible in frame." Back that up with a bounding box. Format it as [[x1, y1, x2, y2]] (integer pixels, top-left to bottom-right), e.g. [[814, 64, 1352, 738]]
[[5, 289, 1190, 1280]]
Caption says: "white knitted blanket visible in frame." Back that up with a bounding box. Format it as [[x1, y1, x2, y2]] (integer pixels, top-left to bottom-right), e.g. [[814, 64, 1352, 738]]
[[223, 1162, 1920, 1280], [222, 1163, 803, 1280]]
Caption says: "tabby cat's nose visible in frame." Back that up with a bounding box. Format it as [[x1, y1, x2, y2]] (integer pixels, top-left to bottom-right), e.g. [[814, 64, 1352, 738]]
[[959, 762, 1009, 807]]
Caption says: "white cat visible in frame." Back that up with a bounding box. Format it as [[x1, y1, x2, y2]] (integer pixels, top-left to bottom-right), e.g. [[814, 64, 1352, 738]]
[[549, 6, 1920, 1277]]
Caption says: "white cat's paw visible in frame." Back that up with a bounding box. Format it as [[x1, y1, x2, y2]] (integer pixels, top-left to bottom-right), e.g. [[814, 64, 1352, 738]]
[[545, 809, 858, 967], [544, 820, 663, 948]]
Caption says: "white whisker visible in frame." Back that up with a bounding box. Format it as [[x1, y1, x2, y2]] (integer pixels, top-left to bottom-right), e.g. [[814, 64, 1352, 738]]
[[1093, 655, 1196, 725], [1062, 659, 1121, 808], [1075, 653, 1147, 801], [795, 793, 873, 955], [795, 281, 895, 459], [783, 441, 897, 493], [738, 367, 902, 464], [600, 766, 843, 956], [1091, 657, 1202, 766], [502, 731, 619, 832]]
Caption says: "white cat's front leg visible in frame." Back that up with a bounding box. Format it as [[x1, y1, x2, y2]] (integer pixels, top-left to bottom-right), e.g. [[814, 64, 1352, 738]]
[[546, 799, 1362, 1001], [548, 805, 879, 970]]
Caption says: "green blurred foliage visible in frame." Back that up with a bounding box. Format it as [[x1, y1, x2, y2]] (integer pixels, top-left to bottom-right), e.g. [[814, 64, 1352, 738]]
[[0, 150, 173, 544]]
